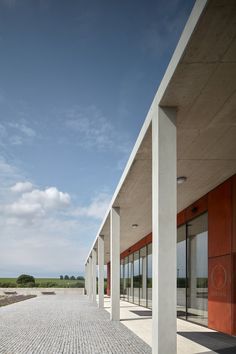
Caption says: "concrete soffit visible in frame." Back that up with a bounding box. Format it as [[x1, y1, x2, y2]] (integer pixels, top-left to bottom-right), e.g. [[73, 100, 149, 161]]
[[84, 0, 210, 264]]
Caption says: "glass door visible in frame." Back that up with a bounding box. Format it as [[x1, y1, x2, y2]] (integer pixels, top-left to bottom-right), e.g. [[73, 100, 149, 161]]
[[187, 213, 208, 326], [140, 246, 147, 307], [133, 251, 140, 305], [177, 212, 208, 326]]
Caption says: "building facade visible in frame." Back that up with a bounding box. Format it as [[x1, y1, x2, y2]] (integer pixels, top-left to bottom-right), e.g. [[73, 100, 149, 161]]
[[106, 174, 236, 335], [85, 1, 236, 353]]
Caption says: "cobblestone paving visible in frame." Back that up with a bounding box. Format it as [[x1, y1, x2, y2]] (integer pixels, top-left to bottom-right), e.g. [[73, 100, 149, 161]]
[[0, 294, 151, 354]]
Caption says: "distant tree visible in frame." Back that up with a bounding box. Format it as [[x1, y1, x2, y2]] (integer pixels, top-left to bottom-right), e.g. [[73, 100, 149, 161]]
[[77, 276, 84, 280], [70, 276, 75, 280], [16, 274, 35, 285], [59, 275, 63, 280], [64, 275, 69, 280]]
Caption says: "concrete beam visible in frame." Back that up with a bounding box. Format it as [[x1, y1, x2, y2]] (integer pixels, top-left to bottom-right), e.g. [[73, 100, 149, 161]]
[[152, 107, 177, 354], [110, 207, 120, 321]]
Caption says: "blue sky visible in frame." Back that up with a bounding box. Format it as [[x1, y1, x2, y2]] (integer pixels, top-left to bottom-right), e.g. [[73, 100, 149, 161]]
[[0, 0, 195, 277]]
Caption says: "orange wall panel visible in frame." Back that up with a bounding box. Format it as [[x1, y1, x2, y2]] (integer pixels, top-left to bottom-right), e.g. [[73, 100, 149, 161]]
[[177, 210, 186, 227], [232, 253, 236, 335], [185, 195, 208, 221], [120, 233, 152, 259], [208, 255, 232, 334], [208, 179, 232, 258]]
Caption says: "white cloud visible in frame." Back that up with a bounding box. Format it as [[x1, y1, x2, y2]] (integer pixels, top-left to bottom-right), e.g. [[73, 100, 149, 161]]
[[64, 105, 132, 154], [3, 186, 71, 220], [71, 193, 110, 220], [0, 157, 23, 190], [0, 123, 7, 138], [8, 122, 36, 138], [0, 157, 16, 175], [65, 105, 114, 149], [22, 187, 71, 209], [5, 202, 43, 218], [0, 120, 36, 147], [11, 181, 34, 193], [0, 166, 95, 276], [0, 214, 96, 276], [9, 135, 23, 145]]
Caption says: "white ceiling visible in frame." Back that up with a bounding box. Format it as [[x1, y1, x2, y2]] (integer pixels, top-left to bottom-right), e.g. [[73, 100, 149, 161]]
[[161, 0, 236, 211]]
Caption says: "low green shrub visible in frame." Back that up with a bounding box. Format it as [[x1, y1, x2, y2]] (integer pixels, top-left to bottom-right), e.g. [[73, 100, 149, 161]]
[[37, 282, 57, 288], [16, 274, 35, 285], [0, 282, 17, 288], [69, 282, 84, 288], [177, 278, 186, 288]]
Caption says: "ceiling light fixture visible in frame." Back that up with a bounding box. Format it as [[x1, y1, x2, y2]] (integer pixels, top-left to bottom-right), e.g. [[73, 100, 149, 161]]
[[132, 224, 138, 228], [177, 176, 187, 184]]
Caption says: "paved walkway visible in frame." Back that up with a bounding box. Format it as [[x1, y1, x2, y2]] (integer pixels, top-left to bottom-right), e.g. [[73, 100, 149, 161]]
[[105, 298, 236, 354], [0, 294, 151, 354]]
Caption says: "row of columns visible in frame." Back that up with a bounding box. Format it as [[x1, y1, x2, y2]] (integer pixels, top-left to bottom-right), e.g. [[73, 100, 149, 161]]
[[84, 107, 177, 353], [85, 235, 106, 309], [84, 210, 120, 320]]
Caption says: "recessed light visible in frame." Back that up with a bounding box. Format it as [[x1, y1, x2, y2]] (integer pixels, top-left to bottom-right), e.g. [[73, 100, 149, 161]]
[[177, 176, 187, 184], [132, 224, 138, 228]]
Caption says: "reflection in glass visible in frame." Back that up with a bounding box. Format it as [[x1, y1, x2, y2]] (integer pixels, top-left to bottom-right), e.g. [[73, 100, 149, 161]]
[[140, 247, 147, 307], [120, 259, 124, 300], [124, 257, 129, 301], [177, 212, 208, 326], [120, 244, 152, 309], [187, 213, 208, 326], [119, 212, 208, 328], [133, 251, 140, 305], [177, 225, 186, 319], [128, 254, 133, 302]]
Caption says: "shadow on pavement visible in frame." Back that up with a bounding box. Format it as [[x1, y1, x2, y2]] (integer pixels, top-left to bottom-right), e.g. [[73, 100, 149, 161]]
[[178, 331, 236, 354]]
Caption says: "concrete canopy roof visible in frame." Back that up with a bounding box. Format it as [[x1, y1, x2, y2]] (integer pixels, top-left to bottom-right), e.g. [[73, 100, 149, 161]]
[[86, 0, 236, 265]]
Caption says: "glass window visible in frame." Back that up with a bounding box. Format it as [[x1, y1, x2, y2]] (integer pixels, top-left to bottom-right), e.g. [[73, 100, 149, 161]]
[[133, 251, 140, 305], [128, 254, 133, 302], [177, 212, 208, 327], [187, 212, 208, 326], [120, 259, 124, 300], [147, 243, 152, 309], [177, 225, 187, 319], [124, 257, 129, 301], [140, 246, 147, 307]]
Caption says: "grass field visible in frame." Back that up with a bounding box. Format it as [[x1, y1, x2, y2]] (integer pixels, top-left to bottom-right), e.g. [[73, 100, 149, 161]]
[[0, 278, 85, 288]]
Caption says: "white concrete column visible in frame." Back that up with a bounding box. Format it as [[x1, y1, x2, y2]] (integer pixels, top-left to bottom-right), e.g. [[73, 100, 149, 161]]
[[98, 235, 104, 308], [92, 248, 97, 304], [85, 263, 88, 295], [152, 107, 177, 354], [88, 256, 92, 301], [110, 207, 120, 321]]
